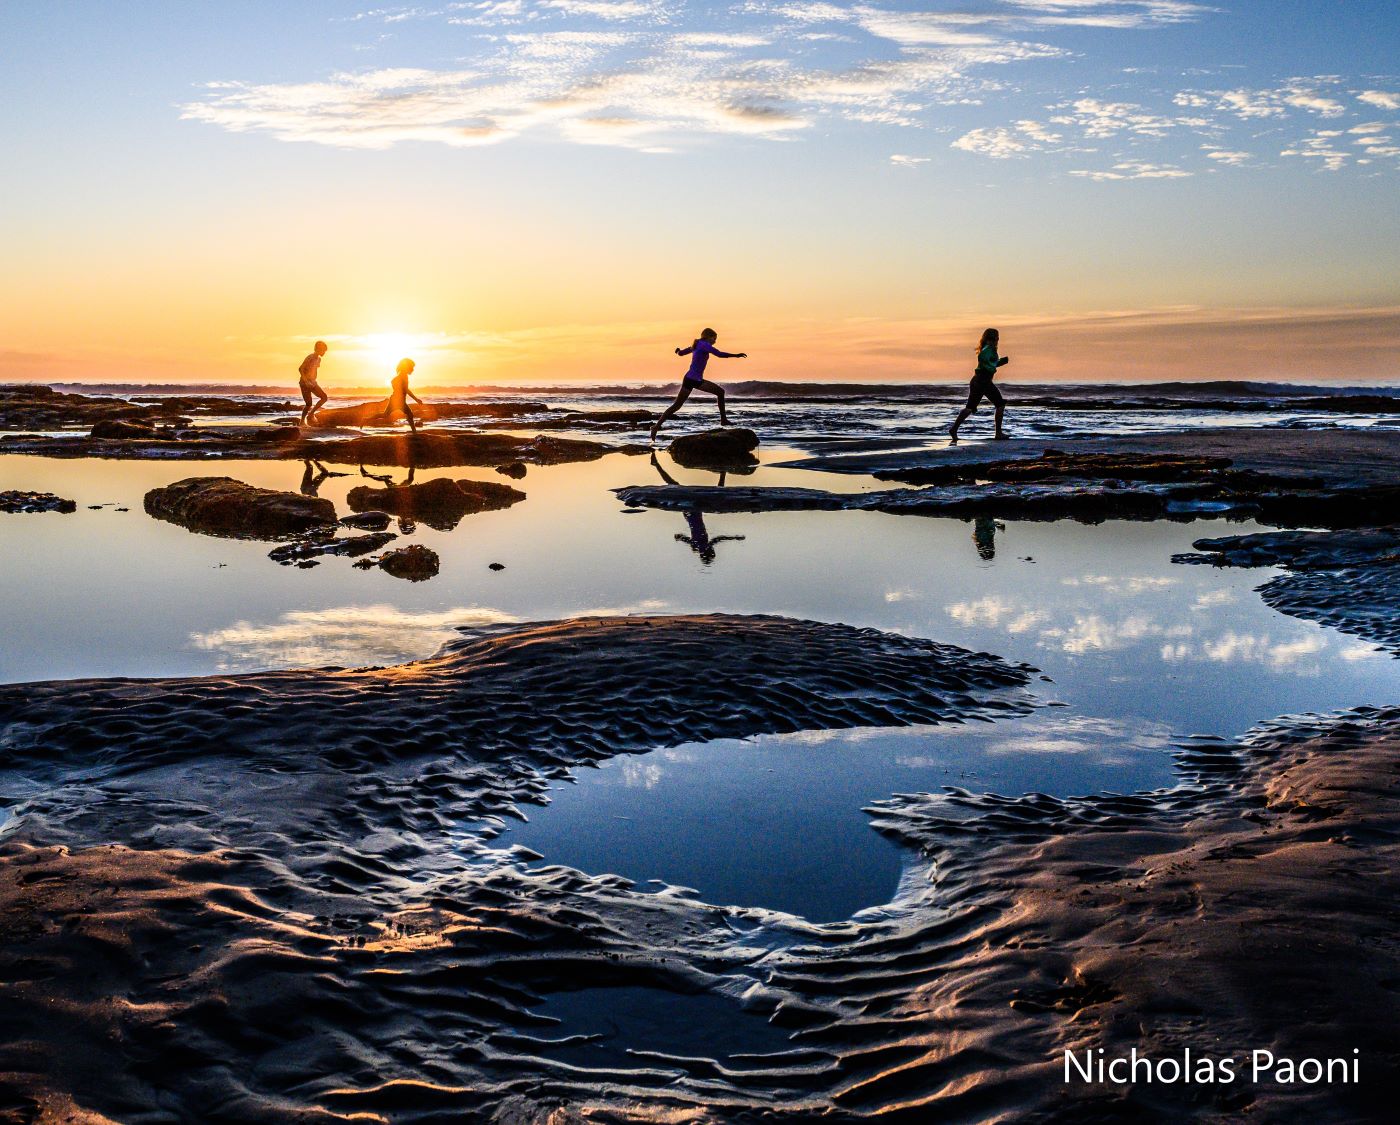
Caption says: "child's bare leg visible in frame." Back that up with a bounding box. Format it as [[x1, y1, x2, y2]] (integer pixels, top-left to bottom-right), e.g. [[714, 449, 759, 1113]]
[[695, 379, 728, 426], [300, 385, 314, 424], [309, 388, 327, 421], [949, 405, 974, 442], [650, 384, 694, 441], [403, 403, 417, 432], [993, 402, 1007, 438]]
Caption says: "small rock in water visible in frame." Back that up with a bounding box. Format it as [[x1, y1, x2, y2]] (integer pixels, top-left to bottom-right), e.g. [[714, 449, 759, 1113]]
[[0, 491, 78, 515], [488, 562, 505, 571], [668, 427, 760, 469], [340, 510, 392, 531], [376, 544, 440, 582], [495, 461, 527, 479], [269, 531, 398, 565]]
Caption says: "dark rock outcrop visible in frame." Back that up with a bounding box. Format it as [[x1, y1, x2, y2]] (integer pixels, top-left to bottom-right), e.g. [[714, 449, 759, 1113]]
[[144, 477, 337, 540], [0, 491, 78, 514], [346, 476, 525, 531], [269, 532, 398, 564], [90, 418, 167, 440], [495, 461, 527, 479], [339, 511, 392, 531], [311, 400, 548, 427], [375, 544, 439, 581], [668, 427, 760, 469]]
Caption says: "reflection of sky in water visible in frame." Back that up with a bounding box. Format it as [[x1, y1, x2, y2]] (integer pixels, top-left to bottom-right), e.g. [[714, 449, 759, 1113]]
[[499, 712, 1180, 922], [3, 447, 1394, 718], [3, 443, 1396, 918]]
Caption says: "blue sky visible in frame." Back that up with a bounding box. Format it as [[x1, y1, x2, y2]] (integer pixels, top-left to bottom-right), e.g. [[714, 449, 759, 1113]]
[[2, 1, 1398, 383]]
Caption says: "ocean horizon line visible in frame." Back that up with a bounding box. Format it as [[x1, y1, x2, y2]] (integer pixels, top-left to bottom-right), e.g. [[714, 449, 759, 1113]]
[[18, 377, 1400, 398]]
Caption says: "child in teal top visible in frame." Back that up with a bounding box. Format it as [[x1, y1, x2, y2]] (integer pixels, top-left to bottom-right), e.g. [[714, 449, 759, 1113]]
[[950, 328, 1010, 443]]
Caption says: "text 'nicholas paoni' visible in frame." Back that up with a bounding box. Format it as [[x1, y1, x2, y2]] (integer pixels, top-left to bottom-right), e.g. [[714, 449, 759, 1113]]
[[1065, 1047, 1361, 1086]]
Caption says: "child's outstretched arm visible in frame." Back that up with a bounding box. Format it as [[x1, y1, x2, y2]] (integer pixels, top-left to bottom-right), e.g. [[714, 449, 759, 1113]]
[[711, 349, 747, 359], [997, 356, 1010, 367], [675, 345, 694, 356]]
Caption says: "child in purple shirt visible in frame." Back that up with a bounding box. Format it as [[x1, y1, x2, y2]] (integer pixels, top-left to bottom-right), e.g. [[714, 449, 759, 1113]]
[[650, 328, 748, 442]]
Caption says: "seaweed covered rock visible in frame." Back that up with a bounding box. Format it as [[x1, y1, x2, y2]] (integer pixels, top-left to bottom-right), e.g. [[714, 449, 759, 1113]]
[[346, 476, 525, 532], [376, 544, 439, 581], [269, 532, 397, 564], [91, 418, 165, 440], [668, 427, 760, 468], [0, 490, 78, 514], [144, 477, 337, 539]]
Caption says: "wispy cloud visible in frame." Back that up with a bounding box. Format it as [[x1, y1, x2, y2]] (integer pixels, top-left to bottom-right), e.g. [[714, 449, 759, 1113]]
[[1177, 79, 1348, 120], [949, 118, 1063, 158], [1068, 160, 1191, 180], [1356, 89, 1400, 111], [184, 1, 1209, 153], [183, 1, 1397, 181]]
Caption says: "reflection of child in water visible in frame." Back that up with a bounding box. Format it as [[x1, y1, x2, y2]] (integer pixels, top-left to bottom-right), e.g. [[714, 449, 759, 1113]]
[[675, 508, 745, 565], [649, 452, 744, 564], [299, 459, 347, 497], [973, 516, 1004, 561]]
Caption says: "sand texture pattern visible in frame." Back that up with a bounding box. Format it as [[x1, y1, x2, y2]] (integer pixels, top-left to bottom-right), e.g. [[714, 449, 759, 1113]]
[[0, 615, 1040, 1122]]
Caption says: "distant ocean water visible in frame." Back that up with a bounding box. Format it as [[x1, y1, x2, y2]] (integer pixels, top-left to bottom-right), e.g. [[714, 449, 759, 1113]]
[[47, 378, 1397, 447]]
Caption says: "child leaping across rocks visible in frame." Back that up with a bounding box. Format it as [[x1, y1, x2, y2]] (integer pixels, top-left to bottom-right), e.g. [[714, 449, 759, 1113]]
[[650, 328, 747, 443]]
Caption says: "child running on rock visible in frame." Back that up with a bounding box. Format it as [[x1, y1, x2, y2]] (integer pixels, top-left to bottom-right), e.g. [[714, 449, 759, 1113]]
[[650, 328, 747, 442], [298, 341, 329, 425], [387, 358, 423, 431], [949, 328, 1010, 444]]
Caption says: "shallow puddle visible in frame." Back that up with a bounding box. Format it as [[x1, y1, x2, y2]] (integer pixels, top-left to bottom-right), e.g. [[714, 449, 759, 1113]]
[[497, 711, 1179, 922]]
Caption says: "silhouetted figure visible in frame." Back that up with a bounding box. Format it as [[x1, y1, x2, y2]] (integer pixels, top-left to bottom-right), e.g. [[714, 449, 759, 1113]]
[[299, 459, 347, 497], [387, 358, 423, 431], [650, 327, 747, 442], [949, 328, 1010, 444], [299, 340, 329, 425], [973, 516, 1004, 561]]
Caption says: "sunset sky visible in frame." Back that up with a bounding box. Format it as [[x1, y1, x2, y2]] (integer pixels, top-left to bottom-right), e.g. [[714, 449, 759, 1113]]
[[3, 1, 1398, 386]]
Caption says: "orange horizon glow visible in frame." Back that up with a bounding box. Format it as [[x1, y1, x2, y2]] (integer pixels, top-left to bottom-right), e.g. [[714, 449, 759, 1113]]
[[6, 305, 1399, 389]]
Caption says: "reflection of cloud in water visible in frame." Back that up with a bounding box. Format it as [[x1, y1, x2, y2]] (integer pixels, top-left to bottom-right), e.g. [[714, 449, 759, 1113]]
[[1043, 614, 1192, 655], [1062, 574, 1178, 595], [1192, 588, 1239, 610], [1159, 631, 1328, 671], [945, 595, 1047, 633], [191, 605, 519, 671], [1204, 632, 1325, 670], [897, 715, 1174, 769], [1342, 642, 1385, 662], [990, 715, 1172, 755], [619, 760, 664, 789]]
